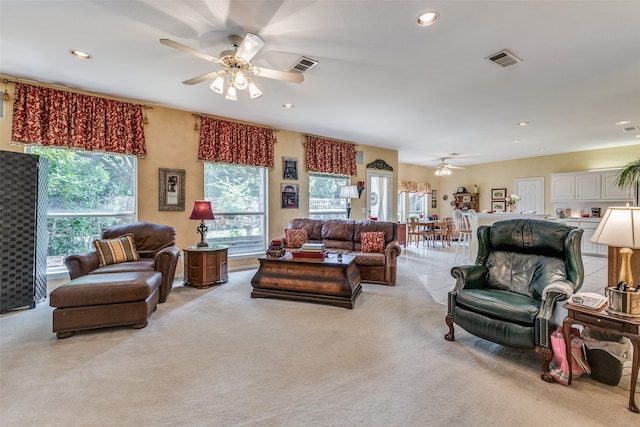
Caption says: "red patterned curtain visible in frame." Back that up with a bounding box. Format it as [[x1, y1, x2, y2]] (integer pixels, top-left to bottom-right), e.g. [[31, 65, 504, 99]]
[[305, 136, 357, 175], [11, 83, 147, 157], [198, 117, 275, 167]]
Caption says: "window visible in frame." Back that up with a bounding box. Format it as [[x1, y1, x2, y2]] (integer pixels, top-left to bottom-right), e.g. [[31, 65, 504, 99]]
[[204, 162, 266, 256], [30, 147, 136, 273], [397, 193, 405, 222], [408, 193, 426, 219], [309, 173, 349, 219]]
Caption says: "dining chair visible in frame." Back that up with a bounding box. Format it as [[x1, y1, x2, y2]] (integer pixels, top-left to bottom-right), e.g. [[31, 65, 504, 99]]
[[452, 210, 472, 263], [408, 217, 428, 247], [430, 219, 452, 247]]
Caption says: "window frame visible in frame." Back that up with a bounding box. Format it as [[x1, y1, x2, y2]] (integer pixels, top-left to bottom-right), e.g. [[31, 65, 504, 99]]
[[308, 173, 350, 220]]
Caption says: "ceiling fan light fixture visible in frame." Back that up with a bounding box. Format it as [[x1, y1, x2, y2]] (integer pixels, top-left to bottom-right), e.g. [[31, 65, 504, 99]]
[[225, 85, 238, 101], [435, 166, 452, 176], [234, 71, 248, 90], [210, 72, 225, 94], [248, 79, 262, 99]]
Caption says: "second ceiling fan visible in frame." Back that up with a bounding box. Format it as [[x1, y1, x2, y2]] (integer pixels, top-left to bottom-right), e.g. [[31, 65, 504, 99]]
[[160, 33, 304, 101]]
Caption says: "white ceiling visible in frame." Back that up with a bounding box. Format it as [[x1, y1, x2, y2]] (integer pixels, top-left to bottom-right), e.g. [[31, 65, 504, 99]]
[[2, 1, 639, 168]]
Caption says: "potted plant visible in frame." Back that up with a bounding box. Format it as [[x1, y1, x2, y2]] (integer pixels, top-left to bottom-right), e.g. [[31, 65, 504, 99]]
[[616, 157, 640, 204]]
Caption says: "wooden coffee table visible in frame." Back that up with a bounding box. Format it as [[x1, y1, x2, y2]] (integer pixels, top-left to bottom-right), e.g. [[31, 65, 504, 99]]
[[250, 253, 362, 309]]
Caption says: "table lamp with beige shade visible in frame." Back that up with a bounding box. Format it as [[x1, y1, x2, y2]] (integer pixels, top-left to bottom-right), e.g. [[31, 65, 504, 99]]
[[590, 205, 640, 316]]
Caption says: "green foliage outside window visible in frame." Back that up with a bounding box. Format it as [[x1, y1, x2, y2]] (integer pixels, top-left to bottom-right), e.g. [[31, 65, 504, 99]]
[[31, 147, 136, 266]]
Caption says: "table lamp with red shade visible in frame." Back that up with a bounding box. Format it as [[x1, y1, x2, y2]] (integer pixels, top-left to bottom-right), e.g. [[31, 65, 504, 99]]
[[189, 200, 215, 247]]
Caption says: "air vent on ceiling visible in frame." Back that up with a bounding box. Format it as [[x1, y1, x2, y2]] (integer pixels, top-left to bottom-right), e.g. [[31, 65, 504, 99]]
[[291, 56, 318, 73], [623, 126, 639, 132], [486, 49, 522, 68]]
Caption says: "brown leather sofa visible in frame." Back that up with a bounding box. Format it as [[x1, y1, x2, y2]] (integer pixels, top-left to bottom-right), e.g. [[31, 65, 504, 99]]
[[64, 222, 181, 303], [284, 219, 401, 286]]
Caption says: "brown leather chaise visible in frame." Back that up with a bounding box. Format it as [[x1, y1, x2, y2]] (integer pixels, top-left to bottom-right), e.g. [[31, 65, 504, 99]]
[[65, 222, 180, 303]]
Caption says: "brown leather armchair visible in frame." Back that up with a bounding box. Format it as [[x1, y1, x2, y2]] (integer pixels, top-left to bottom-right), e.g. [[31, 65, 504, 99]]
[[65, 222, 181, 303]]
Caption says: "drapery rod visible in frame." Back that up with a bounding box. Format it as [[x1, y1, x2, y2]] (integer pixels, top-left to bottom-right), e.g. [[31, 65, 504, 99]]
[[191, 112, 278, 132], [304, 133, 357, 146], [1, 78, 17, 85]]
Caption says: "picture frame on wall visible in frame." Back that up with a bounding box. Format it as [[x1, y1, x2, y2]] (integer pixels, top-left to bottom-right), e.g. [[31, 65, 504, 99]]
[[283, 157, 298, 180], [491, 188, 507, 200], [431, 190, 437, 199], [491, 201, 506, 212], [281, 183, 299, 208], [431, 199, 437, 208], [159, 168, 185, 211]]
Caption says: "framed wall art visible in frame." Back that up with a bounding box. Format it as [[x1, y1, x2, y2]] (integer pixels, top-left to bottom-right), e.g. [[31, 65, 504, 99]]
[[431, 199, 437, 208], [159, 168, 185, 211], [491, 201, 506, 212], [431, 190, 437, 199], [283, 157, 298, 180], [491, 188, 507, 200], [281, 183, 299, 209]]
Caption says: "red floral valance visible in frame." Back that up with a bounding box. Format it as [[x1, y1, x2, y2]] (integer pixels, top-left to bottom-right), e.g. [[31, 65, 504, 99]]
[[11, 83, 147, 157], [305, 136, 357, 176], [198, 117, 275, 167]]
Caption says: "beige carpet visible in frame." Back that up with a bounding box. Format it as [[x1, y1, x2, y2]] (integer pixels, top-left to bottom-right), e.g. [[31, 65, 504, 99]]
[[1, 261, 638, 426]]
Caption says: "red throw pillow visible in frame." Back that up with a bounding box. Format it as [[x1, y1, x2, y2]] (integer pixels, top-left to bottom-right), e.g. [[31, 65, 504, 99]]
[[361, 231, 385, 253], [285, 229, 308, 248]]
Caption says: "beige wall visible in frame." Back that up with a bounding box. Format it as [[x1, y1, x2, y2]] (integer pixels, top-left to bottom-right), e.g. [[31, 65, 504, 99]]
[[402, 145, 639, 218], [0, 78, 398, 269], [2, 77, 637, 268]]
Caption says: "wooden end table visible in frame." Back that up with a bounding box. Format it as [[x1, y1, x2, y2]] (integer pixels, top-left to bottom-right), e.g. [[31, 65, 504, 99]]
[[183, 245, 228, 289], [563, 303, 640, 413]]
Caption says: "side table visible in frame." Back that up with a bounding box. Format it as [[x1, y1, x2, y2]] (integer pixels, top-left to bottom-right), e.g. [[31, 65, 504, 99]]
[[183, 245, 229, 289], [563, 303, 640, 413]]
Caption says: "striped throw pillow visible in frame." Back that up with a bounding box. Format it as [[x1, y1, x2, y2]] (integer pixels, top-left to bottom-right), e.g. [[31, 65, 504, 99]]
[[94, 233, 140, 267]]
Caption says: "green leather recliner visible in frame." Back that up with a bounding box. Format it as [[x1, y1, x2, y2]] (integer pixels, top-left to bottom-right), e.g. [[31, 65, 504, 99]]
[[445, 219, 584, 382]]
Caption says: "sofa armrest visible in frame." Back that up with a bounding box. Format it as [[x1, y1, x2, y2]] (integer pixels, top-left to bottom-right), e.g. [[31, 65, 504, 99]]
[[385, 240, 401, 260], [154, 246, 181, 303], [64, 252, 100, 279], [450, 265, 488, 293]]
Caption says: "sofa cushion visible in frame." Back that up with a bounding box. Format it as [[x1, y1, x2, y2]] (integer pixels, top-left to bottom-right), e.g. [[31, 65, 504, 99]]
[[90, 259, 155, 275], [101, 222, 176, 258], [361, 231, 386, 253], [285, 229, 308, 248], [352, 252, 386, 266], [287, 218, 323, 241], [94, 234, 139, 267], [457, 288, 540, 324], [486, 251, 567, 299]]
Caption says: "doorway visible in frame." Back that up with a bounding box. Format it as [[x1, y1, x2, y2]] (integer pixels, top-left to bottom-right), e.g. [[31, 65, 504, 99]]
[[515, 177, 544, 213], [367, 170, 393, 221]]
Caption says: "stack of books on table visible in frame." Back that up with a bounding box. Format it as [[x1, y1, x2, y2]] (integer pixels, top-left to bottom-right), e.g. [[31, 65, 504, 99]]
[[292, 243, 328, 260]]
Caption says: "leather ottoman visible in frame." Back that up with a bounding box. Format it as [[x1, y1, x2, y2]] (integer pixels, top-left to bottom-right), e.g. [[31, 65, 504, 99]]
[[49, 271, 162, 339]]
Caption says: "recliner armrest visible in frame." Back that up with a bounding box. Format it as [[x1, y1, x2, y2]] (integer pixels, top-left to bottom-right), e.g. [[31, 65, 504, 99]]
[[64, 252, 100, 279], [450, 265, 488, 292]]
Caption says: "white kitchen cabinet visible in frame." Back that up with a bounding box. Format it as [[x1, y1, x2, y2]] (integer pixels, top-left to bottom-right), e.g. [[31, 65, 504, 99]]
[[601, 171, 634, 201], [551, 175, 575, 200], [575, 173, 601, 200], [551, 169, 632, 202], [563, 220, 606, 256]]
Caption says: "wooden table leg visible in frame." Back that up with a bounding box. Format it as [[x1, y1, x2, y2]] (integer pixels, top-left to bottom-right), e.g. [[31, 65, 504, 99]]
[[629, 337, 639, 413], [563, 317, 573, 385]]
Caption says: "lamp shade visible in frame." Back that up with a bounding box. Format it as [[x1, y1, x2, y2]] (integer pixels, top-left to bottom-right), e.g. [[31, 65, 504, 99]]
[[189, 200, 215, 220], [339, 185, 359, 199], [590, 206, 640, 248]]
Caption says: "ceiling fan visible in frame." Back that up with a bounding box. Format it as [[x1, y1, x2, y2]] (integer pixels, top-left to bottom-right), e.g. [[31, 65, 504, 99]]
[[432, 158, 465, 176], [160, 33, 304, 101]]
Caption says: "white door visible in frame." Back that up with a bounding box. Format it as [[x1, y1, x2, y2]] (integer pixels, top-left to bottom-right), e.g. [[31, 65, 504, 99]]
[[367, 170, 393, 221], [515, 177, 544, 213]]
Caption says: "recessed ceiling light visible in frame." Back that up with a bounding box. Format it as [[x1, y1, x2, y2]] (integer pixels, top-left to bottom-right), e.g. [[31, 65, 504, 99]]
[[616, 120, 631, 125], [635, 134, 640, 138], [516, 122, 529, 126], [282, 104, 294, 109], [539, 148, 546, 152], [512, 139, 521, 143], [69, 49, 92, 60], [417, 11, 439, 26]]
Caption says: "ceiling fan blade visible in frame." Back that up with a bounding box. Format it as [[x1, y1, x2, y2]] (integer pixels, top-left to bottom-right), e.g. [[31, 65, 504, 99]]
[[160, 38, 221, 63], [235, 33, 265, 62], [182, 71, 221, 85], [448, 165, 465, 169], [251, 67, 304, 83]]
